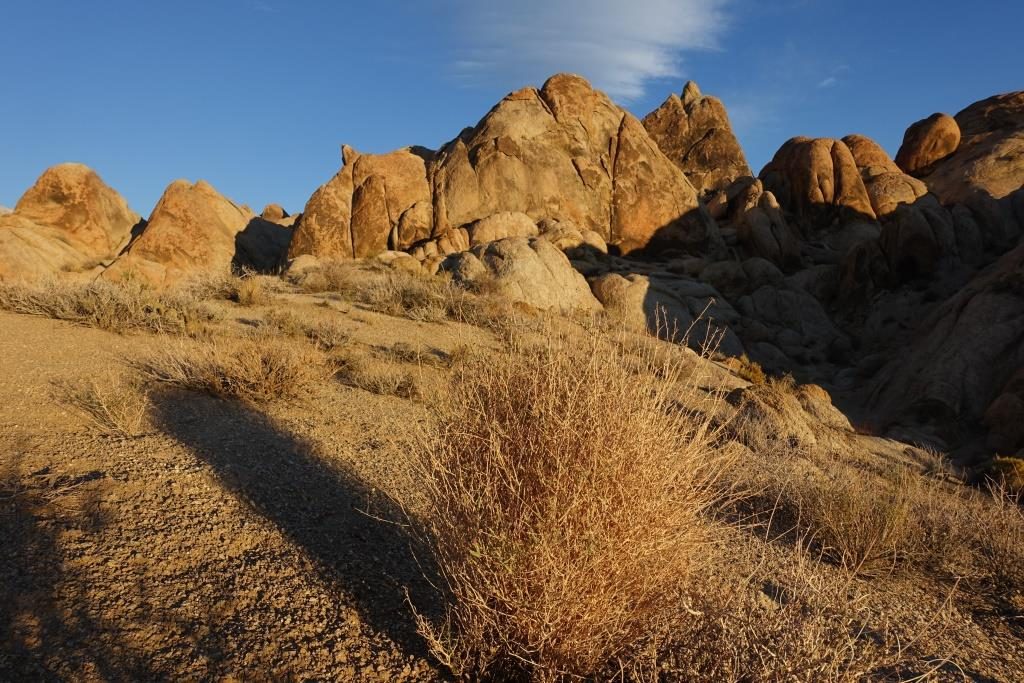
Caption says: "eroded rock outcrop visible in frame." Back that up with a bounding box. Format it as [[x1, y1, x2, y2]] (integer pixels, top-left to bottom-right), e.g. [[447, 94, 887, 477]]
[[843, 134, 928, 217], [105, 179, 291, 285], [442, 235, 601, 314], [760, 137, 876, 224], [919, 92, 1024, 205], [869, 242, 1024, 444], [290, 74, 721, 263], [288, 145, 433, 261], [895, 113, 961, 177], [0, 163, 141, 280], [642, 80, 751, 195]]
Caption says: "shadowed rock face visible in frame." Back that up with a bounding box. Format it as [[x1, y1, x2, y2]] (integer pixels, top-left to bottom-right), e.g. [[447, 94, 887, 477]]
[[0, 163, 141, 280], [642, 80, 751, 196], [289, 73, 721, 261], [105, 179, 291, 285]]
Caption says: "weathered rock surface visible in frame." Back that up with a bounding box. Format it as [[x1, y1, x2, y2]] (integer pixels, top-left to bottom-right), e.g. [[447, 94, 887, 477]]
[[289, 145, 433, 261], [442, 235, 601, 314], [869, 243, 1024, 441], [642, 80, 751, 195], [0, 164, 141, 280], [895, 113, 961, 177], [918, 92, 1024, 205], [760, 137, 876, 224], [105, 180, 291, 285], [433, 74, 719, 256], [843, 134, 928, 217], [589, 271, 743, 355], [291, 74, 721, 262]]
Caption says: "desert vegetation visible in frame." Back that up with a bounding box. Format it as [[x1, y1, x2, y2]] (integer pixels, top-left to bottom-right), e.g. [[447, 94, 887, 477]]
[[3, 274, 1024, 681]]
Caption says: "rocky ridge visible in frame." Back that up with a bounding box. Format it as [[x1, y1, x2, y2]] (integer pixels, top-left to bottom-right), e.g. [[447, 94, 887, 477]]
[[2, 75, 1023, 463]]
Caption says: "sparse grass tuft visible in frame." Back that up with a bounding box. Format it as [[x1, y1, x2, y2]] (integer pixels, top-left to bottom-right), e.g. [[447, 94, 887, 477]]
[[0, 279, 212, 335], [411, 325, 729, 679], [57, 373, 150, 438], [794, 466, 923, 576], [729, 353, 767, 385], [140, 334, 329, 403], [335, 348, 421, 399], [231, 276, 271, 306], [263, 310, 350, 351], [290, 260, 513, 329]]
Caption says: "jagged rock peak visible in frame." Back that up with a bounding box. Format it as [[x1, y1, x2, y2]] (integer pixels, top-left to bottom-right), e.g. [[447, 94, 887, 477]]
[[642, 81, 751, 195], [682, 80, 702, 107]]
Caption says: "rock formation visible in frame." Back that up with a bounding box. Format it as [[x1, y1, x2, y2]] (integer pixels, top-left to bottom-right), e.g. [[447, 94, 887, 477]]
[[642, 80, 751, 195], [288, 145, 433, 261], [442, 235, 601, 314], [0, 163, 141, 280], [105, 179, 291, 285], [895, 113, 961, 177], [289, 74, 722, 263], [759, 137, 876, 224], [915, 92, 1024, 204]]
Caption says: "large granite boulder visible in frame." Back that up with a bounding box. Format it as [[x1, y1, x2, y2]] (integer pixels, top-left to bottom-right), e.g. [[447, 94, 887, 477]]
[[843, 134, 929, 217], [432, 74, 719, 256], [288, 145, 432, 261], [895, 113, 961, 177], [918, 92, 1024, 205], [0, 163, 141, 280], [869, 243, 1024, 439], [442, 235, 601, 314], [291, 74, 722, 262], [105, 180, 291, 285], [642, 80, 752, 195], [759, 137, 876, 225]]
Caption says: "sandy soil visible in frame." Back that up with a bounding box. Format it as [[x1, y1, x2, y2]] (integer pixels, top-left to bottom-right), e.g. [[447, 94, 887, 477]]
[[2, 294, 1024, 681], [0, 307, 477, 681]]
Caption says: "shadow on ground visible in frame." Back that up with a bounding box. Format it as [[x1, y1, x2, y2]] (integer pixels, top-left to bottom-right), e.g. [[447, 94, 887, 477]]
[[0, 435, 158, 680], [147, 390, 440, 661]]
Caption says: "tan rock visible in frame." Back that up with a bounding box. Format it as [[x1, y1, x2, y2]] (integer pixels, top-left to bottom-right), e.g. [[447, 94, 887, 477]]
[[442, 235, 601, 314], [105, 179, 291, 285], [843, 134, 929, 216], [760, 137, 876, 224], [432, 73, 719, 256], [289, 144, 432, 260], [0, 163, 141, 280], [643, 81, 752, 194], [895, 113, 961, 176], [919, 92, 1024, 205], [261, 203, 289, 221], [466, 211, 538, 246]]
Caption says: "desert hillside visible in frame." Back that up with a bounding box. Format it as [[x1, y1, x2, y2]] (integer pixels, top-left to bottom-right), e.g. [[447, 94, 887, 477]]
[[2, 72, 1024, 681]]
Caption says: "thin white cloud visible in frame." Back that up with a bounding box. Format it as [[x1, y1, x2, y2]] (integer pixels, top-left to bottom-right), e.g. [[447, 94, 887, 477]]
[[817, 76, 838, 88], [449, 0, 731, 101]]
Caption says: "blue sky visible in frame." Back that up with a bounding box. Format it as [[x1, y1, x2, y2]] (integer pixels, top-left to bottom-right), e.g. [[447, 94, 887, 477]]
[[1, 1, 1020, 215]]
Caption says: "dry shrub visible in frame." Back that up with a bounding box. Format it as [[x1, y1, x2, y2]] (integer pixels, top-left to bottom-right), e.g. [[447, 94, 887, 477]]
[[335, 348, 421, 399], [411, 325, 729, 679], [793, 466, 924, 576], [141, 334, 328, 403], [990, 455, 1024, 494], [231, 276, 271, 306], [263, 309, 350, 351], [727, 353, 766, 385], [0, 279, 211, 334], [57, 373, 150, 437], [292, 259, 513, 328]]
